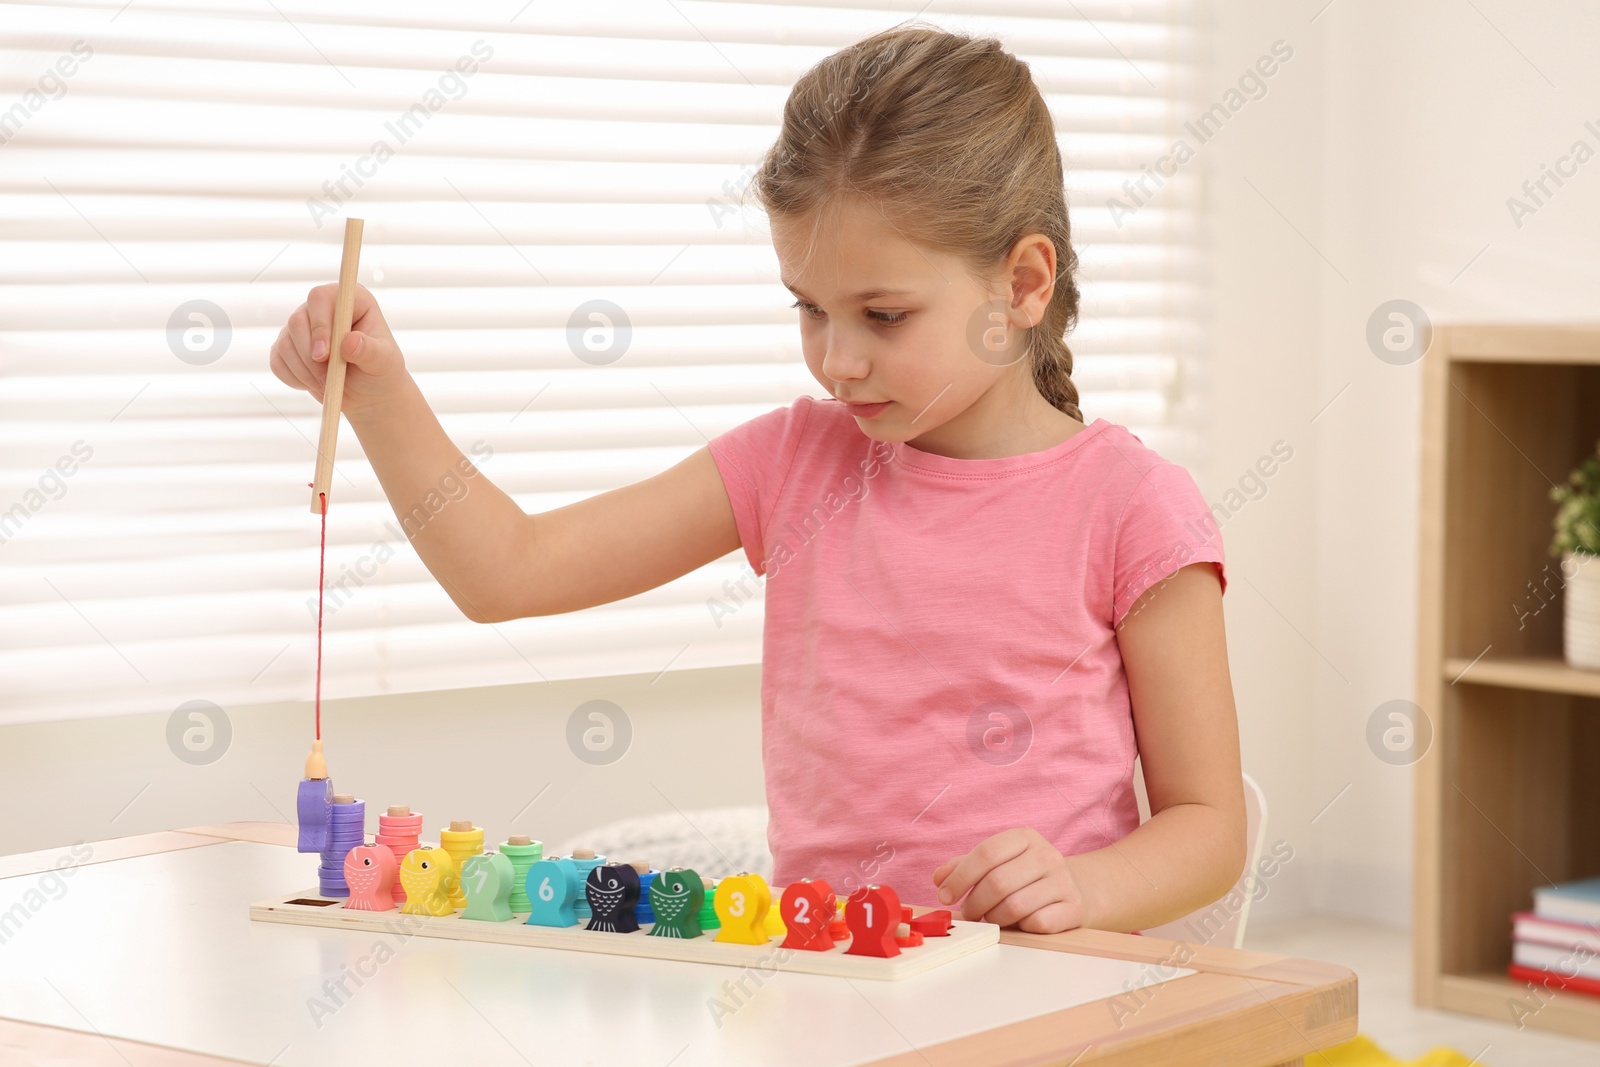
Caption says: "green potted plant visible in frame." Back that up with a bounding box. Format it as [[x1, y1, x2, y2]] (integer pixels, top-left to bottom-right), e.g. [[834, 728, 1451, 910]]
[[1551, 442, 1600, 669]]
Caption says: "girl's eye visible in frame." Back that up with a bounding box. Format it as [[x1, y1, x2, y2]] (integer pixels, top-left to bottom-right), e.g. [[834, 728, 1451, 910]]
[[789, 299, 908, 327]]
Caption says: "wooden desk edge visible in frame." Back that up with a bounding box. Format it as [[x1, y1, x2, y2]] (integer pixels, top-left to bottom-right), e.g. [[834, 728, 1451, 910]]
[[0, 830, 230, 881], [172, 822, 298, 847], [865, 969, 1357, 1067], [2, 823, 1358, 1067], [999, 928, 1356, 989], [0, 1016, 260, 1067]]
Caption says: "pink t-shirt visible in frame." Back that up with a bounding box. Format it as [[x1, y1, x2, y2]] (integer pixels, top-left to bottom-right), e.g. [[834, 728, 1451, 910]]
[[707, 395, 1226, 907]]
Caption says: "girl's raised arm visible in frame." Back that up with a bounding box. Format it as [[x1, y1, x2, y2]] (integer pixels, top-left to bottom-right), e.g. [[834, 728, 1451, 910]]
[[504, 446, 742, 621], [270, 282, 742, 624]]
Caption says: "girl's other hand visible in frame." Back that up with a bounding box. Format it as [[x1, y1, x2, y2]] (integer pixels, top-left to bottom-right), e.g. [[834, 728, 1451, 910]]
[[269, 281, 410, 422], [932, 827, 1087, 934]]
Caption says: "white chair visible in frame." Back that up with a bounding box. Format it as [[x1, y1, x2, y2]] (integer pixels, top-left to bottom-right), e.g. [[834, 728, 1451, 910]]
[[557, 770, 1267, 947], [1133, 762, 1268, 949], [551, 805, 773, 882]]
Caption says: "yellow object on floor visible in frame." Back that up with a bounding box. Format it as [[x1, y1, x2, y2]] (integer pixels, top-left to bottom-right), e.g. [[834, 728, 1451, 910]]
[[1319, 1034, 1488, 1067]]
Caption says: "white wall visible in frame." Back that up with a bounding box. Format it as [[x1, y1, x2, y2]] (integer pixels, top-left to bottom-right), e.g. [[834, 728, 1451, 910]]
[[0, 665, 767, 859], [1182, 0, 1328, 925], [1203, 0, 1600, 928]]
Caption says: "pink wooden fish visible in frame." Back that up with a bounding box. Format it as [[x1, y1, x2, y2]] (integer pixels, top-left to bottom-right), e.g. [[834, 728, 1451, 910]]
[[343, 844, 397, 911]]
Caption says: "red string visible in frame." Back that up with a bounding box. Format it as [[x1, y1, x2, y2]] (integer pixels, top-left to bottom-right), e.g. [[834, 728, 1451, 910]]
[[314, 488, 328, 742]]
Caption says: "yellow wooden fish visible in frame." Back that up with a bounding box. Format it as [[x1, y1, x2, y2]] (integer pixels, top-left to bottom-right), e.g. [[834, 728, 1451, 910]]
[[398, 847, 458, 916]]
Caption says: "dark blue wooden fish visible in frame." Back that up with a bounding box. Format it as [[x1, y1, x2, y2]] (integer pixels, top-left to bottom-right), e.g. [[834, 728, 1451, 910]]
[[585, 863, 641, 933]]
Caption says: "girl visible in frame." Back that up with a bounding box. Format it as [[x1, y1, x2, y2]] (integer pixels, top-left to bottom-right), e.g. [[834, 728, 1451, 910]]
[[269, 22, 1245, 935]]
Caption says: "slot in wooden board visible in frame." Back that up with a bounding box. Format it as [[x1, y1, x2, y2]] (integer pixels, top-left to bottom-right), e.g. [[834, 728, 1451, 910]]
[[250, 890, 999, 981]]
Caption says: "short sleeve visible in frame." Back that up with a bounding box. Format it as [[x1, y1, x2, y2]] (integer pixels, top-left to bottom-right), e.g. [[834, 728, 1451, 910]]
[[1112, 461, 1227, 627], [707, 396, 814, 576]]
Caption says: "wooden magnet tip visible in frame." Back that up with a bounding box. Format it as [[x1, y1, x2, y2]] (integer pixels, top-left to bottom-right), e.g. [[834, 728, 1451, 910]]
[[303, 740, 327, 779], [387, 805, 410, 817], [507, 835, 531, 846], [449, 820, 474, 833], [571, 847, 596, 860], [332, 793, 355, 804], [629, 860, 651, 874]]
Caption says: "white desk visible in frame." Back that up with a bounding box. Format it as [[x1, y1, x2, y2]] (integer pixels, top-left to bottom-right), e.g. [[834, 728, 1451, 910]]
[[0, 823, 1357, 1066]]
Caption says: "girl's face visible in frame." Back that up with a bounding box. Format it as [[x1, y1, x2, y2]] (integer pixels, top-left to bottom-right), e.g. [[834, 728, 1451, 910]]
[[769, 196, 1060, 458]]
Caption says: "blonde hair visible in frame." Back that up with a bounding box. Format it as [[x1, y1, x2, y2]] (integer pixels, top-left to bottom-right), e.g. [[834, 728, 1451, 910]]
[[747, 21, 1084, 422]]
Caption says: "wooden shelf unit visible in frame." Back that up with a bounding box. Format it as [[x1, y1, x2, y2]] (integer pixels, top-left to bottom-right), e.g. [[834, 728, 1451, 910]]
[[1415, 324, 1600, 1039]]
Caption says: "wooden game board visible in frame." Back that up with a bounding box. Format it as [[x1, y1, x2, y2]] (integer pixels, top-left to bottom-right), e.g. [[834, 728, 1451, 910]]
[[250, 889, 1000, 981]]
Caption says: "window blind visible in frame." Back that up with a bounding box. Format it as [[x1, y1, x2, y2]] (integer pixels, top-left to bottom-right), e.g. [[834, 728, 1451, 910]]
[[0, 0, 1203, 726]]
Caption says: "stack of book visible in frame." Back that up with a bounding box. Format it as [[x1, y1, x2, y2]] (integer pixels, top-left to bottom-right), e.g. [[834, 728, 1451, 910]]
[[1510, 876, 1600, 994]]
